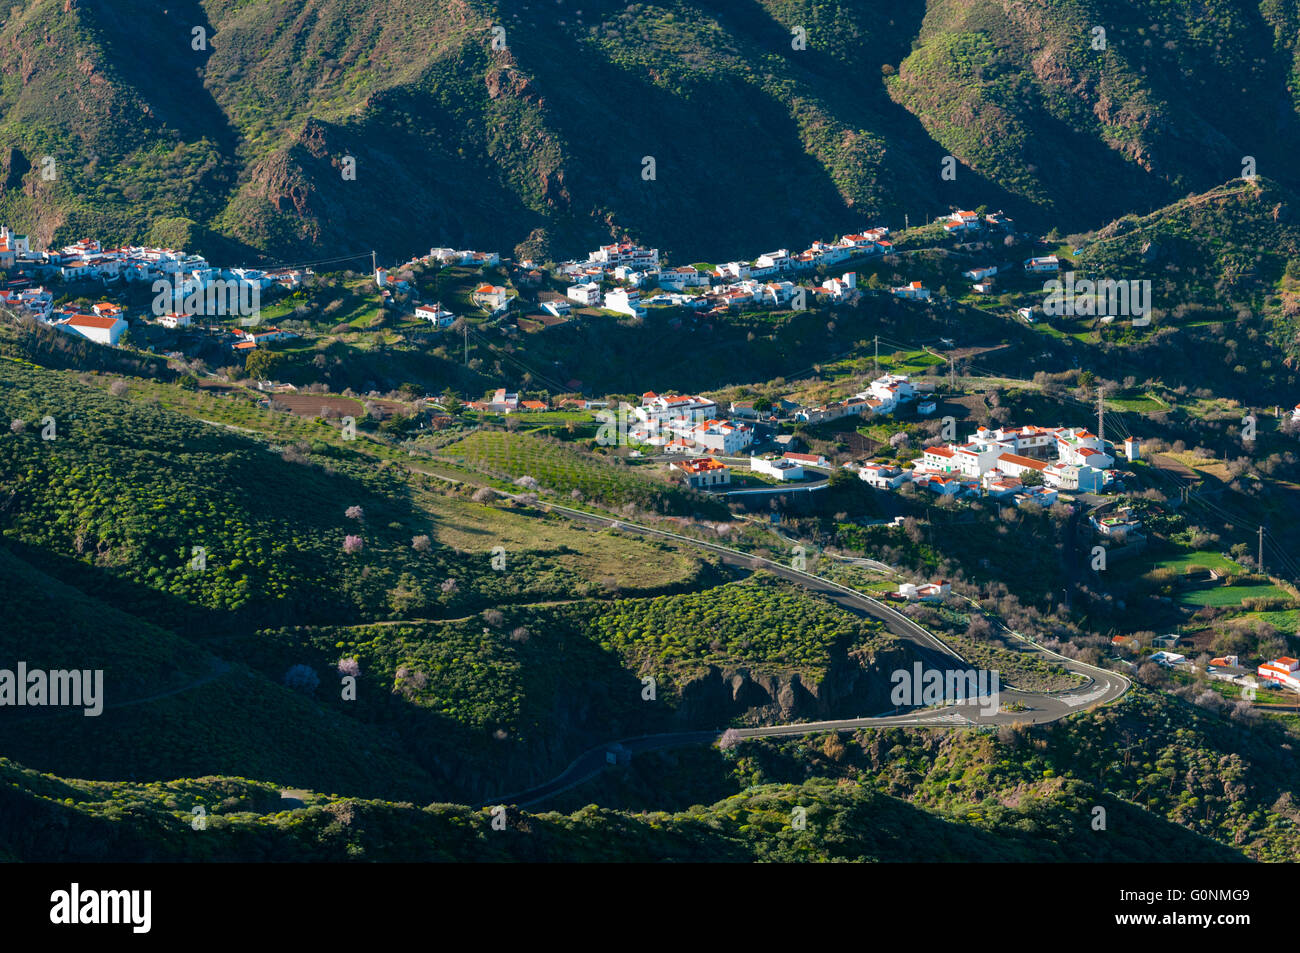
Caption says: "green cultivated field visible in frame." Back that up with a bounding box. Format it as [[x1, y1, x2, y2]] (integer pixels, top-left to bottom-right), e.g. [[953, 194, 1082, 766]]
[[1179, 583, 1292, 607], [1151, 550, 1245, 575], [437, 430, 725, 516]]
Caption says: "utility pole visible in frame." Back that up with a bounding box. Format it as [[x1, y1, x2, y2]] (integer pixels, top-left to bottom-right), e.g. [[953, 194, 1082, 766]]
[[949, 356, 955, 392], [1259, 525, 1265, 572], [904, 212, 909, 231], [874, 335, 879, 376], [1097, 386, 1105, 446], [371, 250, 377, 276], [464, 323, 469, 366]]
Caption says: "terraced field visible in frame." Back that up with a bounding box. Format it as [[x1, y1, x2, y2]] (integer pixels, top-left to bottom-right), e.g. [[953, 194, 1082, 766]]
[[436, 430, 724, 517]]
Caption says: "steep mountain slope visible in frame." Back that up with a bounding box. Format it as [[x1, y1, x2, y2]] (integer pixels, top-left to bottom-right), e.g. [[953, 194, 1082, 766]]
[[889, 0, 1300, 223], [9, 0, 1300, 263], [4, 688, 1287, 862]]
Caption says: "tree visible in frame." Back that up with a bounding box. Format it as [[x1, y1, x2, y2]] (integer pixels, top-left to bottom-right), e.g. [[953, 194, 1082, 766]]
[[411, 534, 432, 552], [244, 348, 280, 380], [828, 467, 855, 488], [283, 664, 320, 693], [1021, 469, 1045, 486], [177, 374, 199, 392]]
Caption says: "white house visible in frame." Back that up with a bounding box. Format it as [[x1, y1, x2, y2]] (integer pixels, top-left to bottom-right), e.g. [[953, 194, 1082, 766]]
[[604, 288, 646, 318], [591, 242, 658, 270], [1258, 657, 1300, 693], [637, 393, 718, 427], [869, 374, 918, 409], [1056, 428, 1114, 468], [415, 303, 456, 327], [472, 284, 513, 314], [898, 580, 951, 601], [658, 266, 709, 290], [755, 249, 792, 271], [489, 388, 519, 412], [692, 419, 753, 454], [1092, 511, 1142, 537], [157, 312, 193, 329], [991, 452, 1048, 481], [1014, 485, 1059, 507], [567, 282, 602, 306], [859, 462, 909, 489], [963, 266, 998, 281], [672, 456, 731, 488], [783, 451, 828, 469], [1152, 651, 1189, 668], [948, 442, 1004, 478], [1045, 463, 1106, 493], [943, 210, 980, 233], [891, 281, 930, 300], [59, 313, 127, 346], [1024, 256, 1060, 274], [751, 455, 804, 481], [226, 267, 274, 290], [820, 272, 857, 302]]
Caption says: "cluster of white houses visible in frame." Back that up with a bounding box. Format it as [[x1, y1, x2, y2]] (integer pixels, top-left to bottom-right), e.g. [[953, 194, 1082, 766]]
[[1, 226, 305, 296], [796, 374, 936, 425], [669, 450, 832, 489], [0, 289, 130, 347], [0, 224, 317, 349], [552, 228, 903, 318], [853, 423, 1142, 507], [630, 393, 757, 455], [0, 282, 301, 350]]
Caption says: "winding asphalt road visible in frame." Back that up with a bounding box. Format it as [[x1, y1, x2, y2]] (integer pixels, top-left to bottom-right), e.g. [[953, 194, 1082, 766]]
[[477, 497, 1130, 809]]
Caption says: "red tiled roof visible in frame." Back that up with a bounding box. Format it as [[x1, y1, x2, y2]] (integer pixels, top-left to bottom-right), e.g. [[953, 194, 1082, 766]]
[[65, 314, 121, 330], [679, 457, 729, 474], [998, 452, 1048, 471]]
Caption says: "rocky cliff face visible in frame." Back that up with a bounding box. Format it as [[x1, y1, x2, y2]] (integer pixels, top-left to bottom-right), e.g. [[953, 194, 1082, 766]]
[[673, 644, 919, 726], [439, 641, 923, 804]]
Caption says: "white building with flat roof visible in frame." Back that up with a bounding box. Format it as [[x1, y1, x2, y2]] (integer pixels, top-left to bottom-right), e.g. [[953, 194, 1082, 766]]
[[751, 456, 804, 481]]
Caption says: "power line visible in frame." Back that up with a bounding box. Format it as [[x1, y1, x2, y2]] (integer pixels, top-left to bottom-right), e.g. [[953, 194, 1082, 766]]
[[246, 251, 374, 272]]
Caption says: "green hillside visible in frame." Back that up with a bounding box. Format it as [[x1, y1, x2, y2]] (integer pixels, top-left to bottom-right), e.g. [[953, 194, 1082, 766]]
[[3, 689, 1279, 862], [8, 0, 1300, 262]]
